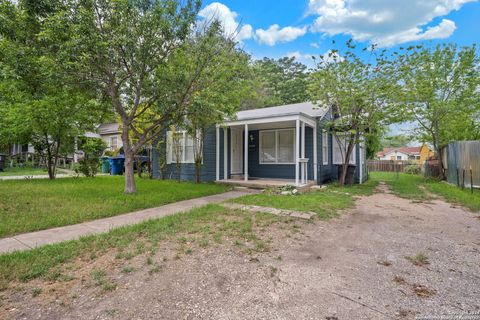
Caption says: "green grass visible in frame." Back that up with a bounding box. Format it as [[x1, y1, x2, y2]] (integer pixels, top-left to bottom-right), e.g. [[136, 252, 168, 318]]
[[232, 179, 379, 219], [0, 204, 281, 290], [0, 176, 228, 237], [0, 166, 69, 176], [369, 172, 429, 200], [370, 172, 480, 212], [425, 180, 480, 212]]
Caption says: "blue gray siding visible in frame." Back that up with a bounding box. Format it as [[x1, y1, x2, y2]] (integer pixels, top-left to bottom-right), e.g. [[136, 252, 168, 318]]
[[152, 126, 225, 182]]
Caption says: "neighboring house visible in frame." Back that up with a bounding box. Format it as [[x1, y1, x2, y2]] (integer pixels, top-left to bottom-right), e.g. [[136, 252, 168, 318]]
[[152, 102, 367, 186], [98, 123, 123, 151], [377, 144, 433, 163]]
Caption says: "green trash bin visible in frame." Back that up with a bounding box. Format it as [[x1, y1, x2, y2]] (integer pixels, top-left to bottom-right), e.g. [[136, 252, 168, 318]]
[[101, 157, 110, 174]]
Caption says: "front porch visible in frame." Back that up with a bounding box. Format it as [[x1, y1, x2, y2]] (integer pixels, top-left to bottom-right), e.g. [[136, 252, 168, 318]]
[[215, 112, 318, 187]]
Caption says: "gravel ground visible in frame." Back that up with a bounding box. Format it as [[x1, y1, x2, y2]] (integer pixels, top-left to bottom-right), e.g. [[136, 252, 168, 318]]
[[2, 184, 480, 320]]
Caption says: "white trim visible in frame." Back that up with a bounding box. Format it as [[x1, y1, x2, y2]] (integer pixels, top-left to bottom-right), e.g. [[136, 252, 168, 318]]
[[295, 120, 300, 186], [322, 130, 329, 165], [223, 128, 228, 180], [216, 127, 220, 181], [313, 124, 317, 182], [166, 130, 198, 164], [230, 129, 243, 174], [258, 128, 296, 165], [244, 124, 248, 181], [222, 114, 316, 129]]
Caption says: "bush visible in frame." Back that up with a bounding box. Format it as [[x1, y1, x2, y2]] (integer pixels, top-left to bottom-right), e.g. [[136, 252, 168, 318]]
[[77, 158, 100, 177], [77, 138, 106, 177], [404, 164, 421, 175]]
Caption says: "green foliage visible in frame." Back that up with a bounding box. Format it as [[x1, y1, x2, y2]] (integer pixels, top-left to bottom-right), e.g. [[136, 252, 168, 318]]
[[76, 138, 107, 177], [309, 40, 398, 184], [382, 134, 413, 148], [404, 164, 421, 175], [243, 57, 309, 109], [395, 44, 480, 170], [0, 0, 108, 179]]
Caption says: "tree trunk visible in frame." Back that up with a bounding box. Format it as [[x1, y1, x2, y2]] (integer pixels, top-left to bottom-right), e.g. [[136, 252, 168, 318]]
[[124, 149, 136, 193], [122, 129, 137, 194], [339, 135, 356, 186], [195, 163, 201, 183]]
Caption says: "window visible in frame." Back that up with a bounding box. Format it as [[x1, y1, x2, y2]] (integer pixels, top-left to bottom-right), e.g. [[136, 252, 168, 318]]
[[259, 129, 295, 164], [166, 131, 199, 164], [322, 131, 329, 165], [332, 135, 356, 165], [397, 156, 402, 160], [110, 136, 118, 149]]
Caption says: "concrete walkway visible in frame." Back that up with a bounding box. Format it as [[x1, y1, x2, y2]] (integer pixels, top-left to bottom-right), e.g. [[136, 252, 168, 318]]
[[0, 190, 253, 254], [0, 173, 73, 180]]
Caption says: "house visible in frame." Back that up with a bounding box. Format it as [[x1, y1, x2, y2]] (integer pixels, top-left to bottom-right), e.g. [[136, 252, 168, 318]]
[[377, 144, 433, 163], [97, 123, 123, 151], [152, 102, 367, 187]]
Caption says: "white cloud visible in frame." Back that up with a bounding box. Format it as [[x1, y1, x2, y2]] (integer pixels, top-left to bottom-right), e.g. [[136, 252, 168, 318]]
[[307, 0, 475, 46], [255, 24, 307, 46], [198, 2, 253, 42], [310, 42, 320, 48]]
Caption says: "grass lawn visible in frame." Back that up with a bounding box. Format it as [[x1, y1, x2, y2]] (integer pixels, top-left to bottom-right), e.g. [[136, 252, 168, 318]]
[[0, 204, 284, 290], [370, 172, 480, 212], [232, 178, 379, 219], [0, 166, 69, 176], [0, 176, 229, 238]]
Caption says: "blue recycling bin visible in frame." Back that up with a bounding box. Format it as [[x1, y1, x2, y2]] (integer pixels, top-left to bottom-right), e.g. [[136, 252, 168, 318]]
[[109, 156, 125, 175]]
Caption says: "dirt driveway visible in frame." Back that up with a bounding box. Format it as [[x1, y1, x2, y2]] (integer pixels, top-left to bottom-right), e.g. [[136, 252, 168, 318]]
[[4, 184, 480, 320]]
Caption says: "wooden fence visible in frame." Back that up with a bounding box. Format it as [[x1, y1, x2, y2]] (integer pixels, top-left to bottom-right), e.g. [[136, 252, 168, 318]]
[[367, 160, 417, 173]]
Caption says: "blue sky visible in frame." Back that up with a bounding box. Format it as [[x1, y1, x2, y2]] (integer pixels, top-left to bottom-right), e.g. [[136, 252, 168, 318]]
[[199, 0, 480, 66]]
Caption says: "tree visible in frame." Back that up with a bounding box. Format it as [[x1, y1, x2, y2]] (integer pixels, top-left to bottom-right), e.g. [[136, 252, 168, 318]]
[[0, 0, 106, 179], [243, 57, 309, 109], [42, 0, 203, 193], [396, 44, 480, 177], [309, 41, 397, 185], [180, 24, 251, 183], [48, 0, 253, 193], [382, 134, 412, 148]]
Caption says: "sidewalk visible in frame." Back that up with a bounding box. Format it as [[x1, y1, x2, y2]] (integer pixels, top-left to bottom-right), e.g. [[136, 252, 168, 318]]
[[0, 173, 73, 180], [0, 190, 254, 254]]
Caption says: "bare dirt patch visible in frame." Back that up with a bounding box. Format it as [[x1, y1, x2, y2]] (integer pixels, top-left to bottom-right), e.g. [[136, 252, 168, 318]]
[[2, 189, 480, 320]]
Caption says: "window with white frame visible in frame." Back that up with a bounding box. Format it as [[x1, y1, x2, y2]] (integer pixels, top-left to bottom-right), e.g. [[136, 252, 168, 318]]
[[166, 131, 199, 164], [322, 131, 329, 164], [110, 136, 118, 149], [332, 135, 356, 165], [259, 129, 295, 164]]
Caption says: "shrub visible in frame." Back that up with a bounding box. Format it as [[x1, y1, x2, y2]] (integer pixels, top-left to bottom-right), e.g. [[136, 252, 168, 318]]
[[404, 164, 421, 175]]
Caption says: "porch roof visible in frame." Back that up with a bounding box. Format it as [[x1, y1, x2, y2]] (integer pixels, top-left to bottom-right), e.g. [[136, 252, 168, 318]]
[[221, 102, 328, 128]]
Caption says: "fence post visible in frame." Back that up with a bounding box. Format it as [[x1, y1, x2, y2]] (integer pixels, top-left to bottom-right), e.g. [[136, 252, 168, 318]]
[[470, 166, 474, 194], [456, 168, 460, 187]]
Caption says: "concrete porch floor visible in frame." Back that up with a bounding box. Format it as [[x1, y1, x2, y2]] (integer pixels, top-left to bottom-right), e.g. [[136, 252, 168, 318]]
[[216, 178, 316, 190]]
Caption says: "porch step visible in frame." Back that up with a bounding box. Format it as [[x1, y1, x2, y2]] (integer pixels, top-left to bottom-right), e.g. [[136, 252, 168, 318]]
[[230, 174, 244, 180]]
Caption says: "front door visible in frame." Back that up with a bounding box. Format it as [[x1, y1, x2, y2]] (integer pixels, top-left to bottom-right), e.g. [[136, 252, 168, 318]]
[[231, 129, 243, 174]]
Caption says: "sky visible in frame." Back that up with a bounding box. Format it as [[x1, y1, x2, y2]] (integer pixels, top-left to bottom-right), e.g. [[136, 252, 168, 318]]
[[198, 0, 479, 139], [198, 0, 480, 67]]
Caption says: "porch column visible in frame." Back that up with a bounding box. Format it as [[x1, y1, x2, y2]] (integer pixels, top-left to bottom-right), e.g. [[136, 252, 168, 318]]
[[244, 124, 248, 181], [301, 121, 306, 184], [313, 123, 318, 182], [295, 119, 300, 186], [223, 128, 228, 180], [216, 126, 220, 181]]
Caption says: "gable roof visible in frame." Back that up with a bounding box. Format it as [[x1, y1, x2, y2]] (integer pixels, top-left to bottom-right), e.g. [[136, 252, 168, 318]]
[[98, 123, 120, 135], [235, 102, 329, 121], [377, 147, 422, 157]]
